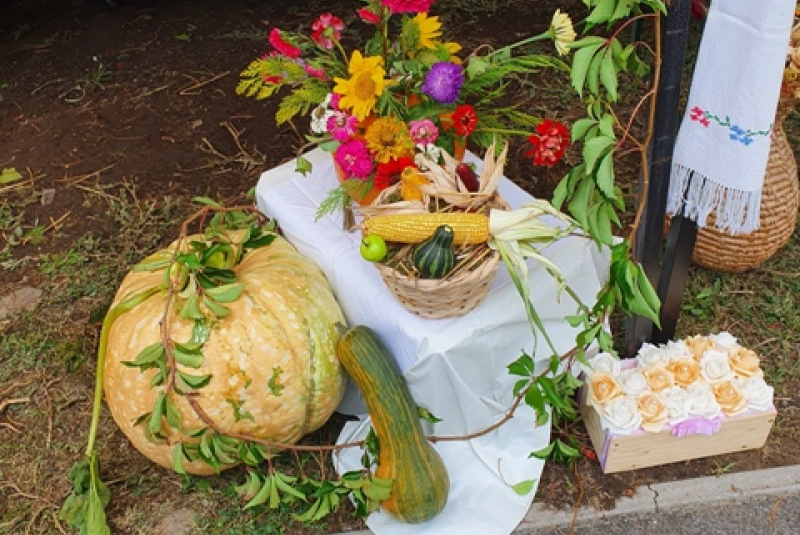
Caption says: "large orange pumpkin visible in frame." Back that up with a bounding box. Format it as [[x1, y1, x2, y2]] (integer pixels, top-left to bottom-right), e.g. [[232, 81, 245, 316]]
[[103, 233, 346, 475]]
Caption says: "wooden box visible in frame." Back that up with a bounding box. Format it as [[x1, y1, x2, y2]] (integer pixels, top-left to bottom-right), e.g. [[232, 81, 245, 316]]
[[580, 387, 776, 474]]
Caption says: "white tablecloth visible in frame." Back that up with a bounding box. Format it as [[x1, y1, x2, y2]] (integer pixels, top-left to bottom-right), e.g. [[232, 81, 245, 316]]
[[255, 148, 609, 535]]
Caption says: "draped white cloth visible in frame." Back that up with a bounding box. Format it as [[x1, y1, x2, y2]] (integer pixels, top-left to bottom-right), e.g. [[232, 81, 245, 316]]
[[256, 148, 610, 535], [667, 0, 796, 234]]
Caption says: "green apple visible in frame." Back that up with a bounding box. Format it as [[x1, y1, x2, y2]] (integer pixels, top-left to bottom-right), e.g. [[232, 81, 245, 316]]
[[360, 234, 388, 262]]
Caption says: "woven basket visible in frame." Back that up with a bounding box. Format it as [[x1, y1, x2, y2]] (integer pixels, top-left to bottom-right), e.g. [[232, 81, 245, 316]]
[[366, 187, 508, 319], [690, 98, 799, 273]]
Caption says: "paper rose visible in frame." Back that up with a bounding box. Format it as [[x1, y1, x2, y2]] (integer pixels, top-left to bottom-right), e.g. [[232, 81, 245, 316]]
[[662, 339, 694, 361], [709, 331, 740, 352], [642, 366, 675, 392], [659, 386, 693, 424], [587, 372, 623, 409], [738, 376, 774, 412], [637, 392, 670, 433], [685, 382, 722, 420], [601, 397, 643, 435], [700, 349, 735, 384], [636, 343, 668, 369], [729, 347, 762, 379], [666, 358, 701, 388], [685, 334, 714, 360], [616, 368, 649, 396], [587, 352, 621, 376], [712, 380, 748, 416]]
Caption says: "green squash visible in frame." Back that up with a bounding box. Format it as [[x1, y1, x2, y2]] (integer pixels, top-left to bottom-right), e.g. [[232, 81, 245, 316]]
[[336, 325, 450, 523], [413, 225, 456, 279]]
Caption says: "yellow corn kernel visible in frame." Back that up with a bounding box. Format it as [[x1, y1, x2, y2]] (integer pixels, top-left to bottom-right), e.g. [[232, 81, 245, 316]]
[[362, 212, 490, 245]]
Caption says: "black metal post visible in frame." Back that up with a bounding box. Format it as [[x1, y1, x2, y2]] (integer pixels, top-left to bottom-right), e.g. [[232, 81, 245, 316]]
[[623, 0, 693, 356]]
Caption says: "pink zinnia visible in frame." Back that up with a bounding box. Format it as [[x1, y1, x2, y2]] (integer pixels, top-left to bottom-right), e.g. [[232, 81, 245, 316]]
[[327, 111, 359, 142], [409, 119, 439, 145], [335, 139, 374, 179], [330, 93, 341, 110], [311, 14, 345, 50], [381, 0, 435, 14], [269, 28, 301, 59], [357, 7, 382, 24]]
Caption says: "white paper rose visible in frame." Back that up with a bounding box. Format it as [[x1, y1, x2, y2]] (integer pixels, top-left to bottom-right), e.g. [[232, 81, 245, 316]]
[[737, 376, 774, 412], [636, 343, 668, 369], [659, 386, 692, 424], [616, 368, 649, 396], [587, 352, 621, 376], [663, 340, 693, 361], [600, 397, 643, 436], [700, 349, 735, 384], [709, 331, 739, 352], [685, 382, 722, 420]]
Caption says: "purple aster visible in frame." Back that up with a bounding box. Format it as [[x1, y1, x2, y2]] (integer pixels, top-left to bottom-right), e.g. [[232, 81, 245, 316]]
[[421, 62, 464, 105], [335, 139, 373, 179]]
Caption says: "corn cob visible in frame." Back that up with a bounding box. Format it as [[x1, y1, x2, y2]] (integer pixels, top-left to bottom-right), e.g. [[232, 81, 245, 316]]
[[362, 212, 490, 245]]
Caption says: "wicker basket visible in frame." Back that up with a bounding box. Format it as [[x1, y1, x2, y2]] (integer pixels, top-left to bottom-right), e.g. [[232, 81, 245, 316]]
[[690, 98, 799, 273], [365, 186, 508, 319]]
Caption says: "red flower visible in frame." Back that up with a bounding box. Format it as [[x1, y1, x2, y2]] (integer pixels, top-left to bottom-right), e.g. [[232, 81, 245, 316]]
[[526, 120, 570, 167], [269, 28, 301, 59], [311, 14, 345, 50], [374, 157, 417, 190], [357, 8, 382, 25], [451, 104, 478, 137]]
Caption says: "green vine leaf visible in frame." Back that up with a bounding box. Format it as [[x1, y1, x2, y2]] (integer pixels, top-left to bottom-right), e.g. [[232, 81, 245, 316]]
[[511, 479, 536, 496]]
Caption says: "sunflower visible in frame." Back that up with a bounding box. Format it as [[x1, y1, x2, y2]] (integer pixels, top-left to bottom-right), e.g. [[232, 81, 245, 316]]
[[365, 116, 413, 163], [333, 51, 389, 121], [411, 13, 442, 50]]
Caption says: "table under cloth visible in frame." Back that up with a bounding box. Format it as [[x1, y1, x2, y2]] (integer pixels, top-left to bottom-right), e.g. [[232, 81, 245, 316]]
[[255, 148, 610, 535]]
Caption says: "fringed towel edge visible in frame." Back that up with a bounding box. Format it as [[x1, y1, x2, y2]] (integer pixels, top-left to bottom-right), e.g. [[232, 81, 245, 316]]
[[667, 164, 762, 235]]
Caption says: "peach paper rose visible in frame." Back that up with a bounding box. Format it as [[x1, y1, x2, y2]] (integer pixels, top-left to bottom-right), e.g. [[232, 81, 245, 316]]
[[684, 335, 714, 360], [637, 392, 670, 432], [666, 358, 701, 388], [587, 372, 622, 408], [712, 380, 748, 416], [642, 366, 675, 392], [729, 347, 762, 379]]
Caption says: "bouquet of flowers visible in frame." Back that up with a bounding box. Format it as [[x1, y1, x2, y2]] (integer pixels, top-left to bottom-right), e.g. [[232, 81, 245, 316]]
[[237, 0, 575, 210], [583, 332, 775, 436]]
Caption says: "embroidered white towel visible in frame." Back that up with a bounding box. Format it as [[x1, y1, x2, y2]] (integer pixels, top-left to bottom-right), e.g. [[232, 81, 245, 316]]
[[667, 0, 796, 234]]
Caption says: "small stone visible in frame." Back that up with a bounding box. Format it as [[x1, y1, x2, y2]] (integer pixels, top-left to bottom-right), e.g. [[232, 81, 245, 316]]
[[41, 188, 56, 206], [153, 508, 197, 535], [0, 286, 43, 320]]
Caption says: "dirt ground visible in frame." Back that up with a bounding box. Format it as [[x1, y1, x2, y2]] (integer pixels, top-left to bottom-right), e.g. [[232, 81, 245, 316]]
[[1, 1, 799, 534]]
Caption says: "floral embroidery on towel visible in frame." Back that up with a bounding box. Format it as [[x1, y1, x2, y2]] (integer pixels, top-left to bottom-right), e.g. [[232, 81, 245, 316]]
[[688, 105, 772, 146]]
